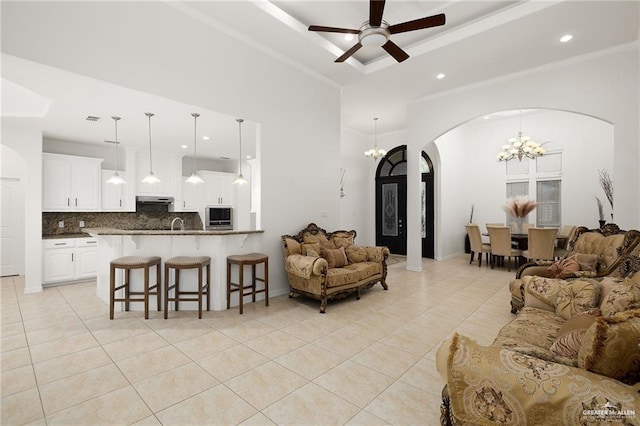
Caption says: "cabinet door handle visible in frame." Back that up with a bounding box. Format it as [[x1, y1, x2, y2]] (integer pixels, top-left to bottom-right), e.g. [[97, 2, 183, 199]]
[[119, 199, 122, 207], [86, 241, 97, 244], [54, 243, 65, 246], [72, 253, 74, 262], [183, 201, 186, 208], [67, 198, 70, 207], [75, 198, 78, 207]]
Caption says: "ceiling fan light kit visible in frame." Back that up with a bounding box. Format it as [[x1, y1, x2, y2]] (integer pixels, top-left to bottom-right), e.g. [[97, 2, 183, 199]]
[[308, 0, 446, 63]]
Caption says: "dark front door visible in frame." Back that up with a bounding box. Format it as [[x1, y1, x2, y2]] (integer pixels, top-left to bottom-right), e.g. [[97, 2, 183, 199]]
[[375, 146, 435, 258], [376, 177, 407, 254]]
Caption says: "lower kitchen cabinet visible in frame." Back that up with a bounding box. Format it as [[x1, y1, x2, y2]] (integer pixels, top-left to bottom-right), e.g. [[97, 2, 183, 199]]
[[43, 238, 98, 285]]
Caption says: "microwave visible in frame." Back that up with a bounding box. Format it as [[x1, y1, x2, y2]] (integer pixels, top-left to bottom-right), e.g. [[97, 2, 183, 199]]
[[205, 207, 233, 230]]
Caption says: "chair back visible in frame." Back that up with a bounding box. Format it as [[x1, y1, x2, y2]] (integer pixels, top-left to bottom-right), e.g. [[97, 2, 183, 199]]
[[527, 227, 558, 260], [487, 226, 512, 257], [465, 224, 484, 253], [558, 225, 577, 249]]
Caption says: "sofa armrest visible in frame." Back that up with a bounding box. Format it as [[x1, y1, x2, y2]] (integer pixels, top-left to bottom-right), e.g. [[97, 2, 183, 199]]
[[438, 333, 640, 425], [284, 254, 327, 279], [515, 261, 553, 278], [365, 246, 390, 262]]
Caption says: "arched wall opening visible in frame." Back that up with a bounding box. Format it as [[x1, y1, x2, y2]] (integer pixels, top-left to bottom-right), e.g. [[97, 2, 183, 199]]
[[425, 109, 613, 260]]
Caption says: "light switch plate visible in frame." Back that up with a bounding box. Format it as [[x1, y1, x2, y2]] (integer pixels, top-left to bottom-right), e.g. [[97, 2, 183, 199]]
[[58, 221, 64, 228]]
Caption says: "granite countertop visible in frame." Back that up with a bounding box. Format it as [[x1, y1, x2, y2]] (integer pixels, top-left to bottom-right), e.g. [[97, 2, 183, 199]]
[[43, 233, 94, 240], [82, 228, 264, 236]]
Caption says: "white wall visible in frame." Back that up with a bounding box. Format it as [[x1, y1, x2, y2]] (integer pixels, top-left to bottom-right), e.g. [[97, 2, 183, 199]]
[[407, 46, 639, 267], [1, 118, 43, 293], [0, 144, 26, 275], [1, 1, 342, 298]]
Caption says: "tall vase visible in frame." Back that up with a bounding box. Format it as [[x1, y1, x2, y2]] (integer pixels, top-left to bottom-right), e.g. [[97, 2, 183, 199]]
[[515, 217, 524, 234]]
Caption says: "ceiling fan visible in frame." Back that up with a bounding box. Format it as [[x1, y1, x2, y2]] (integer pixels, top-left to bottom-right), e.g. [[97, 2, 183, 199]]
[[308, 0, 446, 63]]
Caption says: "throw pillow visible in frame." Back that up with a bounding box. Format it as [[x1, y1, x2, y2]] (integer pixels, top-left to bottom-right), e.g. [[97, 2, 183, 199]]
[[598, 276, 624, 308], [284, 238, 301, 256], [554, 279, 600, 320], [523, 276, 568, 311], [549, 311, 599, 358], [303, 232, 329, 246], [600, 277, 640, 317], [301, 242, 321, 257], [345, 245, 368, 263], [546, 257, 580, 279], [320, 246, 348, 269], [330, 231, 355, 248], [578, 309, 640, 384]]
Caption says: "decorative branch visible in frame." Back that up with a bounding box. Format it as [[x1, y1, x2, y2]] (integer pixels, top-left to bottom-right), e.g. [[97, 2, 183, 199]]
[[598, 169, 614, 214], [469, 204, 474, 224], [503, 196, 538, 218], [594, 196, 604, 221]]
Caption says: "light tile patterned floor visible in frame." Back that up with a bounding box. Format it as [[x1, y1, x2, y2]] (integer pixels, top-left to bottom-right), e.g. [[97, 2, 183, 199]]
[[1, 254, 516, 425]]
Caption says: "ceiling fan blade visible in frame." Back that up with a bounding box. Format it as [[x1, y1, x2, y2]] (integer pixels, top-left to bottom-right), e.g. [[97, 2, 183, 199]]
[[382, 40, 409, 63], [369, 0, 386, 27], [308, 25, 359, 34], [335, 42, 363, 63], [389, 13, 446, 34]]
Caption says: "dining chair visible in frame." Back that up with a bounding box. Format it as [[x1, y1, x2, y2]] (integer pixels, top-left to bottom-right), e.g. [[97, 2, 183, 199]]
[[522, 227, 558, 261], [487, 226, 523, 272], [554, 225, 577, 259], [465, 224, 491, 267]]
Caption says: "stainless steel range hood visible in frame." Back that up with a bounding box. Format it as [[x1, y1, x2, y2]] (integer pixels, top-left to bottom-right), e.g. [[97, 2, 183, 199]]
[[135, 196, 174, 212], [136, 196, 174, 205]]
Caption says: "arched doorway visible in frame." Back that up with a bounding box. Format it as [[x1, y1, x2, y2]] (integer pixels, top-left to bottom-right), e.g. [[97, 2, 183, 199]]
[[375, 145, 434, 257]]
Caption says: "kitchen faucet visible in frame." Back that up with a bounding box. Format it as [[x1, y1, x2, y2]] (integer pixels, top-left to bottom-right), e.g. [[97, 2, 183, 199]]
[[171, 217, 184, 231]]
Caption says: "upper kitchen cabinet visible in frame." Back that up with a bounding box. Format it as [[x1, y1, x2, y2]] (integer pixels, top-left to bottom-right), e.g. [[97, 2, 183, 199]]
[[43, 153, 103, 211], [136, 151, 179, 197], [200, 171, 235, 206], [101, 170, 134, 211]]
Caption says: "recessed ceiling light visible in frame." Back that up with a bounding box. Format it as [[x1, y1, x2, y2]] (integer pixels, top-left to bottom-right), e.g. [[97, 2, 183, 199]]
[[560, 34, 573, 43], [344, 34, 354, 41], [202, 136, 210, 140], [436, 73, 445, 80], [483, 116, 490, 120], [246, 155, 252, 159], [181, 145, 188, 149]]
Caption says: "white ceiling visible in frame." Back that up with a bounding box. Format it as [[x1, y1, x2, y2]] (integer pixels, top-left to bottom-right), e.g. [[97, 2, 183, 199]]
[[1, 1, 638, 159]]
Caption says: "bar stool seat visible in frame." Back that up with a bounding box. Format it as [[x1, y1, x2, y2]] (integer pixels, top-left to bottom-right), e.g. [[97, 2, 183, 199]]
[[164, 256, 211, 319], [110, 256, 161, 320], [227, 253, 269, 314]]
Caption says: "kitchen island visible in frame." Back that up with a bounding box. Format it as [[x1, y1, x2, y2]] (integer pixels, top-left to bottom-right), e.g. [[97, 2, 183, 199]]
[[83, 228, 264, 313]]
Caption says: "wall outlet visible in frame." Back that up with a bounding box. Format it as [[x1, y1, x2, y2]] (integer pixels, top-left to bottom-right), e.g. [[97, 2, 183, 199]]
[[320, 210, 329, 218], [58, 221, 64, 228], [79, 221, 85, 228]]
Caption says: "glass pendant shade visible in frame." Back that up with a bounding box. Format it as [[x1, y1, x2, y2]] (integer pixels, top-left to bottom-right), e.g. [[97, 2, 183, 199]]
[[233, 118, 248, 185], [142, 112, 161, 184], [106, 116, 126, 185], [186, 112, 204, 184]]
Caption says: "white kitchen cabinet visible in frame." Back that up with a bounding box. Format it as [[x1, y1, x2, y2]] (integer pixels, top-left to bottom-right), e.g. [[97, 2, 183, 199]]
[[101, 169, 133, 211], [43, 238, 98, 285], [136, 151, 177, 196], [201, 171, 235, 206], [43, 153, 102, 211], [179, 177, 203, 211]]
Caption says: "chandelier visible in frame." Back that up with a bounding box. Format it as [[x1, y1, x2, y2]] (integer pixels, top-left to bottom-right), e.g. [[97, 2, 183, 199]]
[[496, 111, 545, 162], [364, 117, 386, 160]]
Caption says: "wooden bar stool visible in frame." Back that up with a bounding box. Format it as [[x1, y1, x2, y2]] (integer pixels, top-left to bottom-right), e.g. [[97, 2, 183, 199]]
[[109, 256, 161, 320], [164, 256, 211, 319], [227, 253, 269, 314]]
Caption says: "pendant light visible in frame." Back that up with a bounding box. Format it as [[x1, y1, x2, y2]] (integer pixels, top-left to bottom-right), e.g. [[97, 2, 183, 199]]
[[141, 112, 161, 184], [233, 118, 248, 185], [106, 116, 126, 185], [185, 112, 204, 184], [364, 117, 386, 160]]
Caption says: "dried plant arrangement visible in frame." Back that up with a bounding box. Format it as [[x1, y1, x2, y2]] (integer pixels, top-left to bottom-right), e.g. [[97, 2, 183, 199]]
[[503, 196, 538, 218], [598, 169, 614, 220], [595, 196, 605, 221]]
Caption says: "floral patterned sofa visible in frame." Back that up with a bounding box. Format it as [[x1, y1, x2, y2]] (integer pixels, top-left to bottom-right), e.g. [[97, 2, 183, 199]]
[[281, 223, 390, 313], [509, 224, 640, 313], [437, 253, 640, 425]]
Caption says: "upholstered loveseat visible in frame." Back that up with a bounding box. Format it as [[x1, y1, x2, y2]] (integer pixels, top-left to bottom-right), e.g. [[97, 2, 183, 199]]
[[438, 253, 640, 425], [510, 224, 640, 313], [281, 223, 390, 313]]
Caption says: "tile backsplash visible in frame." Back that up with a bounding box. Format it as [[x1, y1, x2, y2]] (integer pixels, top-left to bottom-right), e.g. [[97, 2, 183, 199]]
[[42, 212, 203, 236]]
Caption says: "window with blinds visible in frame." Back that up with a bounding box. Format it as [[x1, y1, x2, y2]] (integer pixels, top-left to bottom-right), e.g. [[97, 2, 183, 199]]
[[537, 180, 561, 227]]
